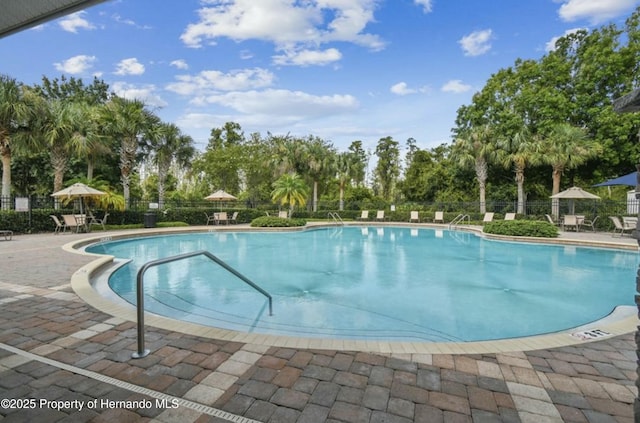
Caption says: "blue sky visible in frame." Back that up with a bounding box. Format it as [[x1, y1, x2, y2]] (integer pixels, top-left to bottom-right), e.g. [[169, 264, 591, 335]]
[[1, 0, 639, 154]]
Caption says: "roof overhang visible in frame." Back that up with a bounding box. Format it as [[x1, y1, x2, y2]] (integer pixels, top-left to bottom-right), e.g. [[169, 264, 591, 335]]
[[0, 0, 109, 39], [613, 87, 640, 114]]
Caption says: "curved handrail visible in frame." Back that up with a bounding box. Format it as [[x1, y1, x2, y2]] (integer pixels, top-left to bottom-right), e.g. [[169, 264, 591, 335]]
[[327, 212, 344, 225], [132, 250, 273, 358]]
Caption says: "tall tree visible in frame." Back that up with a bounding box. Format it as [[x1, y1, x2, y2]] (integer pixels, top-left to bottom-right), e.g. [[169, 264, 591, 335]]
[[373, 136, 401, 201], [143, 121, 195, 209], [99, 97, 154, 209], [0, 75, 38, 208], [497, 127, 542, 214], [305, 136, 335, 212], [451, 125, 496, 213], [348, 140, 368, 187]]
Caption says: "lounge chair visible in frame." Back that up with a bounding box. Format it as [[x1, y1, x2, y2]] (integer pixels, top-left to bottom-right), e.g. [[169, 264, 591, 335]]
[[50, 215, 66, 234], [504, 213, 516, 221], [278, 210, 289, 219], [609, 216, 634, 237], [434, 211, 444, 223], [357, 210, 369, 220], [561, 215, 580, 232], [375, 210, 385, 221], [0, 230, 11, 241], [545, 214, 560, 226], [409, 211, 420, 223], [205, 212, 216, 225], [482, 212, 494, 224]]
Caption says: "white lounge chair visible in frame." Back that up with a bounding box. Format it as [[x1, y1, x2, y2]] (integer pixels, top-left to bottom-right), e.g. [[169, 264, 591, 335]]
[[409, 211, 420, 223], [434, 211, 444, 223], [609, 216, 634, 237], [482, 212, 494, 224], [545, 214, 560, 226], [357, 210, 369, 220], [504, 213, 516, 221], [278, 210, 289, 219], [375, 210, 385, 221]]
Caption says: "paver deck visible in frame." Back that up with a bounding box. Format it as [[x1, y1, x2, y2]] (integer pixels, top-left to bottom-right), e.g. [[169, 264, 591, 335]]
[[0, 225, 637, 422]]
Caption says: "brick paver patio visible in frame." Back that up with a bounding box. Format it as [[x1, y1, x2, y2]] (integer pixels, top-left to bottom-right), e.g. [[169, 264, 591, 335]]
[[0, 228, 636, 422]]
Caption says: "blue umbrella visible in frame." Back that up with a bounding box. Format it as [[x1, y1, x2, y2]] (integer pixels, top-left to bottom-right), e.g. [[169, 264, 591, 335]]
[[593, 171, 637, 187]]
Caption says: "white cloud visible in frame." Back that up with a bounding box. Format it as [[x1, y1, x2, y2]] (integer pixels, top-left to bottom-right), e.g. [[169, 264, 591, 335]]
[[111, 82, 168, 108], [273, 48, 342, 66], [545, 27, 584, 52], [391, 82, 415, 96], [53, 55, 97, 74], [557, 0, 639, 24], [459, 29, 493, 57], [166, 68, 275, 95], [200, 89, 358, 116], [58, 12, 96, 33], [170, 59, 189, 70], [180, 0, 385, 56], [441, 79, 472, 93], [414, 0, 433, 13], [114, 58, 145, 75]]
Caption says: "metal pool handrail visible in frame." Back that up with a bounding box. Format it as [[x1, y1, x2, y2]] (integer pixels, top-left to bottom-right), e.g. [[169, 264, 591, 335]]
[[132, 250, 273, 359]]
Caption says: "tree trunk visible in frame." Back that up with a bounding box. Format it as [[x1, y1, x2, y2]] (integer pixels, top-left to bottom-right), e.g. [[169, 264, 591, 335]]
[[476, 159, 488, 214], [313, 180, 318, 212], [1, 148, 11, 210], [516, 168, 525, 214], [339, 181, 345, 211], [551, 167, 562, 218]]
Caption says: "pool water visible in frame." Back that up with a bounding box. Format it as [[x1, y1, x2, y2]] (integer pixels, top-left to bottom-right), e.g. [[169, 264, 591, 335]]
[[87, 227, 637, 342]]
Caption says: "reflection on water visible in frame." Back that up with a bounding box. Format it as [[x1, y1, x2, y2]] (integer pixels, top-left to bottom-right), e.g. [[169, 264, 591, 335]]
[[88, 227, 638, 342]]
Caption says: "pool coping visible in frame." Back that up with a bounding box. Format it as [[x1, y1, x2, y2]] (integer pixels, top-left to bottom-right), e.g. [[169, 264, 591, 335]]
[[66, 223, 640, 355]]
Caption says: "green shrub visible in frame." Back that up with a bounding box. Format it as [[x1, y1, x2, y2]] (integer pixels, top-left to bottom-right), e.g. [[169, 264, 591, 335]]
[[250, 216, 307, 227], [483, 220, 558, 238]]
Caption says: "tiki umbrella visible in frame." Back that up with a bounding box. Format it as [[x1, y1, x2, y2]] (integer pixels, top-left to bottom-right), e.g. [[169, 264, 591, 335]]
[[204, 189, 238, 210], [550, 186, 600, 215], [51, 183, 106, 214]]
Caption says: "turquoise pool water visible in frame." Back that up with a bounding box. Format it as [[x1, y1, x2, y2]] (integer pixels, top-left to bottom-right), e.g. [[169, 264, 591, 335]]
[[87, 227, 637, 342]]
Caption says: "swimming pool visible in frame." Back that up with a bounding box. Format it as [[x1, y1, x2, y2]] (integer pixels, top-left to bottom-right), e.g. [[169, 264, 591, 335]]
[[86, 227, 637, 342]]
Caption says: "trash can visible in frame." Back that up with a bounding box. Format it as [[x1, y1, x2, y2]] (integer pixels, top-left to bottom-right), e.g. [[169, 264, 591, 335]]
[[143, 212, 157, 228]]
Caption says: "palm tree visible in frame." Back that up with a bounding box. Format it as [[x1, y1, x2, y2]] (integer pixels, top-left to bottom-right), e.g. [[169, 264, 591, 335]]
[[497, 127, 542, 214], [143, 121, 195, 209], [541, 123, 601, 217], [271, 172, 309, 215], [451, 125, 496, 213], [306, 137, 335, 212], [0, 75, 37, 209], [335, 152, 357, 211], [39, 99, 92, 192], [99, 97, 155, 209]]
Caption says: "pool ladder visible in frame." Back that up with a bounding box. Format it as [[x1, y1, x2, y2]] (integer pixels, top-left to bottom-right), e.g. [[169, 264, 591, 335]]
[[132, 250, 273, 359], [448, 213, 470, 229], [327, 212, 344, 225]]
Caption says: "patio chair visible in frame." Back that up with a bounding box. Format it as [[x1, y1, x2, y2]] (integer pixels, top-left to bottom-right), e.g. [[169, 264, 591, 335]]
[[204, 212, 216, 225], [609, 216, 634, 237], [561, 215, 580, 232], [409, 211, 420, 223], [89, 212, 109, 231], [545, 214, 560, 226], [356, 210, 369, 220], [278, 210, 289, 219], [482, 212, 494, 224], [375, 210, 385, 221], [217, 211, 229, 224], [580, 215, 599, 232], [504, 213, 516, 221], [62, 214, 80, 233], [229, 211, 239, 224], [50, 215, 66, 234], [434, 211, 444, 223]]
